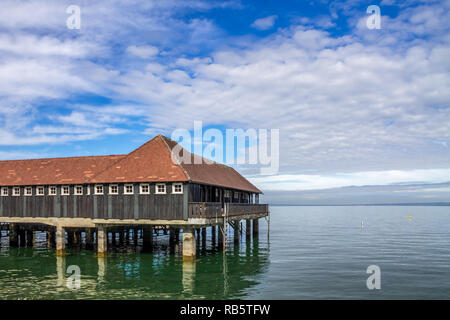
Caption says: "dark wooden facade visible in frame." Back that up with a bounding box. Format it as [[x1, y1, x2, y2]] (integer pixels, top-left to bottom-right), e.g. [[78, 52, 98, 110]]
[[0, 182, 260, 221]]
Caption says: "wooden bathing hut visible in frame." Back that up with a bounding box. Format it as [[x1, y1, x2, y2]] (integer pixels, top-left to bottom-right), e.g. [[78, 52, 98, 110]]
[[0, 135, 268, 258]]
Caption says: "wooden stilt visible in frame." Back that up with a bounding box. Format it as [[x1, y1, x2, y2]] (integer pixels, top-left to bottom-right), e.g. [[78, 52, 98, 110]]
[[85, 228, 94, 249], [182, 227, 196, 260], [9, 224, 18, 247], [97, 226, 107, 257], [211, 226, 216, 246], [246, 219, 251, 240], [143, 226, 153, 252], [252, 219, 259, 237], [234, 220, 240, 243], [56, 225, 65, 255]]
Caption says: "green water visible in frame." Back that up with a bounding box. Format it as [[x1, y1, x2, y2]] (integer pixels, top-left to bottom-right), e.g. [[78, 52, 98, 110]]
[[0, 229, 269, 300], [2, 206, 450, 299]]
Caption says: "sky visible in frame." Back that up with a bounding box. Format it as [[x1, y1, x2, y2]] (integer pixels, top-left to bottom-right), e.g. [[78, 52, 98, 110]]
[[0, 0, 449, 204]]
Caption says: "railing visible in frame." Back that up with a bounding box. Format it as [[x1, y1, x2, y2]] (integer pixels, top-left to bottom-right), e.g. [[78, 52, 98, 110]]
[[227, 203, 269, 217], [188, 202, 268, 218], [188, 202, 223, 218]]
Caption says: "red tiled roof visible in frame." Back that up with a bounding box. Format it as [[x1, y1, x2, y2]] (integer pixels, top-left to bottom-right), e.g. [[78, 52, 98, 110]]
[[0, 135, 262, 193], [0, 155, 125, 186], [89, 135, 189, 184], [161, 136, 262, 193]]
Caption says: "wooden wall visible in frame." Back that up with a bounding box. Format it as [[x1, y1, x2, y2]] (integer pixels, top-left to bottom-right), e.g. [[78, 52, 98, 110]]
[[0, 183, 185, 220], [187, 183, 254, 204]]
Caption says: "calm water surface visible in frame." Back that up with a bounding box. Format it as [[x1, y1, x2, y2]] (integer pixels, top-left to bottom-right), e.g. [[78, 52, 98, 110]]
[[1, 206, 450, 299]]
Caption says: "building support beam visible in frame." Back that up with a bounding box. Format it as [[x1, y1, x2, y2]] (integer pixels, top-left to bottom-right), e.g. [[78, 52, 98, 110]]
[[67, 231, 74, 246], [143, 226, 153, 252], [201, 228, 207, 248], [218, 226, 224, 249], [211, 226, 216, 246], [19, 229, 25, 247], [85, 228, 94, 249], [234, 220, 240, 243], [25, 230, 33, 247], [9, 224, 18, 247], [246, 220, 251, 240], [169, 227, 176, 247], [175, 229, 180, 244], [97, 226, 107, 257], [46, 230, 54, 248], [252, 218, 259, 237], [56, 225, 66, 255], [119, 229, 124, 245], [133, 228, 138, 245], [182, 227, 196, 260]]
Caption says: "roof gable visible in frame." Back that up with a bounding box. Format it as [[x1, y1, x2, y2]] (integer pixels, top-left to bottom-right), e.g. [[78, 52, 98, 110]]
[[161, 136, 262, 193], [89, 135, 188, 183]]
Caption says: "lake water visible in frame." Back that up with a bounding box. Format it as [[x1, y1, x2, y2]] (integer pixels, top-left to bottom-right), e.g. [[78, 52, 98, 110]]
[[1, 205, 450, 299]]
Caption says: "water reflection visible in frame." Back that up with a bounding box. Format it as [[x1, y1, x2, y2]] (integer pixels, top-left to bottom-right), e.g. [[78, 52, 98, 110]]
[[181, 260, 196, 296], [0, 234, 270, 299]]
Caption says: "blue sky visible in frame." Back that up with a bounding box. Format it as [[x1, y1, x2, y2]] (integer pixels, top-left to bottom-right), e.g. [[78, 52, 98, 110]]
[[0, 0, 449, 203]]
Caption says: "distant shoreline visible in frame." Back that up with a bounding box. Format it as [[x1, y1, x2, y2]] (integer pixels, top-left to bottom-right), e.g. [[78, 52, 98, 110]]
[[269, 203, 450, 207]]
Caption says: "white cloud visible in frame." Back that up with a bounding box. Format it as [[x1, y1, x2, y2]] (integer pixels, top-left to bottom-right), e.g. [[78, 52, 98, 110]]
[[0, 0, 449, 192], [126, 45, 159, 59], [251, 15, 278, 30], [249, 169, 450, 191]]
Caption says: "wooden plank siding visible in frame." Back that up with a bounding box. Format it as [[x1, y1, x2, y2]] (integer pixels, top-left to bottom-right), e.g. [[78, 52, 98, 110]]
[[0, 183, 185, 220]]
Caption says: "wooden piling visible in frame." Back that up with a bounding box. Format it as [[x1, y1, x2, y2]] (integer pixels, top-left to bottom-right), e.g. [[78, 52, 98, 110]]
[[19, 229, 25, 247], [246, 220, 251, 240], [201, 228, 207, 248], [9, 224, 18, 247], [252, 218, 259, 237], [85, 228, 94, 249], [211, 226, 216, 246], [169, 227, 176, 247], [182, 227, 196, 260], [46, 230, 54, 248], [133, 228, 138, 245], [56, 225, 65, 255], [234, 220, 240, 243], [26, 230, 33, 247], [218, 226, 224, 249], [67, 231, 74, 246], [143, 226, 153, 252], [97, 226, 107, 257]]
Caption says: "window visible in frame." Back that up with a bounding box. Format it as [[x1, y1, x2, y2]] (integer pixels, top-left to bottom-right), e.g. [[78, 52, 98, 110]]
[[25, 187, 32, 196], [109, 184, 118, 195], [215, 188, 219, 197], [95, 185, 104, 195], [61, 186, 70, 196], [172, 183, 183, 194], [36, 186, 44, 196], [1, 187, 8, 196], [156, 184, 166, 194], [140, 184, 150, 194], [75, 185, 83, 195], [124, 184, 134, 195], [49, 186, 57, 196], [87, 186, 91, 195], [234, 192, 239, 199], [13, 187, 20, 196]]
